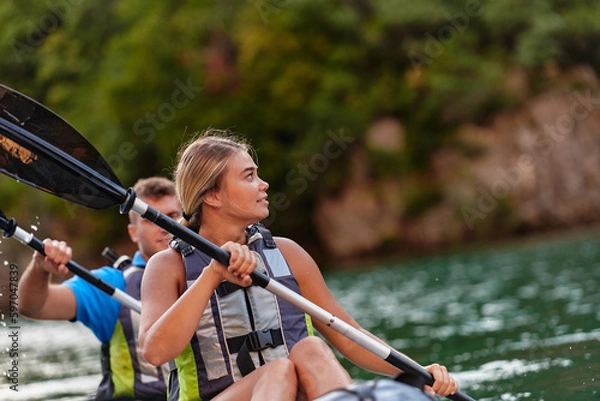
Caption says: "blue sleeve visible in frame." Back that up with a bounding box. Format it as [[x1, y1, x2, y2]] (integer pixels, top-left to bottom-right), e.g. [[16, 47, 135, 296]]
[[63, 267, 126, 343]]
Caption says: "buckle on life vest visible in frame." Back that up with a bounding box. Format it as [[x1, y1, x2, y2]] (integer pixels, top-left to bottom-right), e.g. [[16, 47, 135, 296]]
[[227, 329, 285, 377], [227, 329, 284, 354], [169, 238, 195, 256], [248, 329, 279, 351]]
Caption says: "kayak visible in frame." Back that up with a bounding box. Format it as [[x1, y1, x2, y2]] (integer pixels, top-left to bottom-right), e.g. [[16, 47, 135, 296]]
[[316, 378, 433, 401]]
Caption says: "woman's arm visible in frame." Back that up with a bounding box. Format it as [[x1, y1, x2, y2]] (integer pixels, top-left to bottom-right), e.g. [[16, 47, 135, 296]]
[[277, 237, 457, 396], [276, 237, 400, 375]]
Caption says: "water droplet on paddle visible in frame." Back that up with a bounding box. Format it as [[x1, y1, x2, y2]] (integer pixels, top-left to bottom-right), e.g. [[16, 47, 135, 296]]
[[31, 225, 38, 231]]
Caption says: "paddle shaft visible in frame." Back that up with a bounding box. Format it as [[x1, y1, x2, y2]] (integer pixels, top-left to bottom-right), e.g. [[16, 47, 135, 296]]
[[0, 214, 141, 313]]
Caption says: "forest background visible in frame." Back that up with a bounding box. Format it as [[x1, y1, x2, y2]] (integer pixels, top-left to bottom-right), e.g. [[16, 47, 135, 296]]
[[1, 0, 600, 271]]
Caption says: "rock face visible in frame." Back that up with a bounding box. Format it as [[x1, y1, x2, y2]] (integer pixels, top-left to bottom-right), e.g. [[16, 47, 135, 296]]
[[314, 67, 600, 259]]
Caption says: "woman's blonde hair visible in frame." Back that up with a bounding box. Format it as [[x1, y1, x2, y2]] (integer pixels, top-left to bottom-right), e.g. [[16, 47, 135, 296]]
[[174, 128, 252, 229]]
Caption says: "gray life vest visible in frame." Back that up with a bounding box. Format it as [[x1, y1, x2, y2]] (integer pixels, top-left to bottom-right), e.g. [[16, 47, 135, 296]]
[[167, 224, 312, 400]]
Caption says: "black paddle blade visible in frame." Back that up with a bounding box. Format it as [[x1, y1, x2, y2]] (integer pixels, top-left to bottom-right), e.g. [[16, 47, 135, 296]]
[[0, 84, 122, 209]]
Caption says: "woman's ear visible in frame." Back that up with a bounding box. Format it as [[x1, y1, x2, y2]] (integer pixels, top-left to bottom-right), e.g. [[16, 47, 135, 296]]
[[203, 188, 221, 208]]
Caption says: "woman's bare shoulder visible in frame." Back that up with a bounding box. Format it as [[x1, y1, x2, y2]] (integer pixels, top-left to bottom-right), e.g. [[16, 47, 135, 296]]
[[146, 248, 185, 279], [273, 236, 320, 275], [273, 236, 302, 252]]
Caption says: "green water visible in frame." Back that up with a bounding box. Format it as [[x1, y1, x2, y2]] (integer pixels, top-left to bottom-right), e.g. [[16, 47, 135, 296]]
[[1, 232, 599, 400], [327, 232, 600, 400]]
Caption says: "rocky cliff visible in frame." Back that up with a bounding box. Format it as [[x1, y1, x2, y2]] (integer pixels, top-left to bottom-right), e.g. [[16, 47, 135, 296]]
[[314, 66, 600, 259]]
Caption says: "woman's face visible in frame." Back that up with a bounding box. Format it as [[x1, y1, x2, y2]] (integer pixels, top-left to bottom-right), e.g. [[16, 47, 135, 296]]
[[215, 150, 270, 224]]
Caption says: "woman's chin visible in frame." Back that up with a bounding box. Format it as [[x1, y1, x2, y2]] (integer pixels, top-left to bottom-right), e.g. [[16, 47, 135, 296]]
[[257, 209, 270, 222]]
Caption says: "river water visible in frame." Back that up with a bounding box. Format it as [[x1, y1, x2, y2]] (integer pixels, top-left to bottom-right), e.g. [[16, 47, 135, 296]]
[[1, 231, 599, 400]]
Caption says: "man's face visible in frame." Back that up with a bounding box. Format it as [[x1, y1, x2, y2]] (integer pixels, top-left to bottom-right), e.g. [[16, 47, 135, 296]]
[[128, 194, 182, 261]]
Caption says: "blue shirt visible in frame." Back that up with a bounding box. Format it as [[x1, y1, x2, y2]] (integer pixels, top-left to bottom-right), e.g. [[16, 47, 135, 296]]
[[63, 251, 146, 343]]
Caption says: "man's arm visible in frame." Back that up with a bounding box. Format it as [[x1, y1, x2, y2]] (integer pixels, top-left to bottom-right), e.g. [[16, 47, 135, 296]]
[[18, 239, 77, 320]]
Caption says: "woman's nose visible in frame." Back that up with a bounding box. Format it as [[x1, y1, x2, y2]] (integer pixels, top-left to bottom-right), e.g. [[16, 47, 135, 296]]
[[260, 178, 269, 191]]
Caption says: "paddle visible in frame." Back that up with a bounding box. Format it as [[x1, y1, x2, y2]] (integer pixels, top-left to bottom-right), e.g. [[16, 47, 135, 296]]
[[0, 208, 142, 313], [0, 84, 475, 401]]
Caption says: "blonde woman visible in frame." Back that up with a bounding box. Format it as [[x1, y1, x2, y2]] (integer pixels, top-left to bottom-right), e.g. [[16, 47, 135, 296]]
[[138, 130, 458, 401]]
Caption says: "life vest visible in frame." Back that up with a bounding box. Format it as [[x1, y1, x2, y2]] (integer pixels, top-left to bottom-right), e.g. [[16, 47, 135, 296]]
[[167, 224, 312, 401], [96, 255, 168, 400]]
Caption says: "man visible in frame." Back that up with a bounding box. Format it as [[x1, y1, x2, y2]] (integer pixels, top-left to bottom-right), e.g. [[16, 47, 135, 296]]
[[18, 177, 182, 400]]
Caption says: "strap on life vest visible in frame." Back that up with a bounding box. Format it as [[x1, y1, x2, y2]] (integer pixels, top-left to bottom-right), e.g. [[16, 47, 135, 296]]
[[227, 328, 285, 376], [216, 281, 243, 297], [170, 238, 194, 256], [252, 224, 277, 248], [170, 223, 276, 258]]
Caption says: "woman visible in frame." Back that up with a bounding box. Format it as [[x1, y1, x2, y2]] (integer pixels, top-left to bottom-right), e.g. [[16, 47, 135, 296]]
[[139, 130, 458, 401]]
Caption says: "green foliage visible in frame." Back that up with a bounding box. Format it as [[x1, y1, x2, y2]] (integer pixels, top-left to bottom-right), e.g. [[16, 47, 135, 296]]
[[1, 0, 599, 255], [403, 184, 444, 218]]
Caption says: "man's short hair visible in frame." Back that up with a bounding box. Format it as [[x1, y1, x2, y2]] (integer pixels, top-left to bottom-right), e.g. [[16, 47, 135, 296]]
[[132, 176, 177, 200], [129, 177, 177, 223]]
